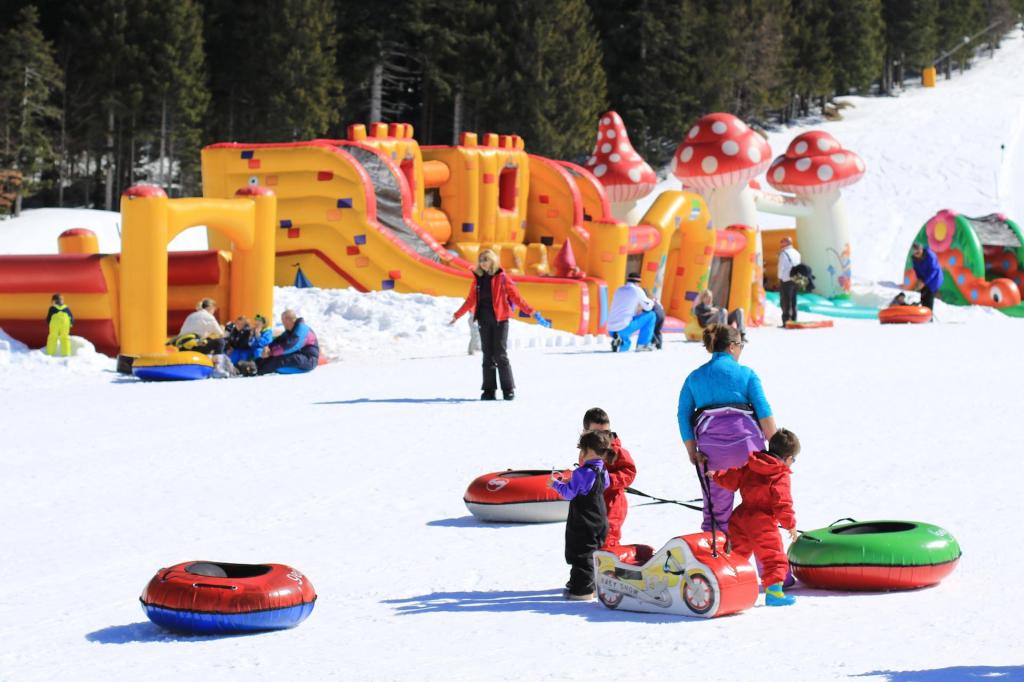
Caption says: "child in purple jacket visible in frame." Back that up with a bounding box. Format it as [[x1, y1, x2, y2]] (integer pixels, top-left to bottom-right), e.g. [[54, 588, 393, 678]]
[[548, 430, 613, 600]]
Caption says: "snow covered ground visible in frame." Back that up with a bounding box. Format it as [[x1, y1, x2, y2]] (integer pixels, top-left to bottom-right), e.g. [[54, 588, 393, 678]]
[[4, 29, 1024, 682]]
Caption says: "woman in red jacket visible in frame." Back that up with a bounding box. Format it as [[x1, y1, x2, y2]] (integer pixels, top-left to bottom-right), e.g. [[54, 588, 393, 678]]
[[712, 428, 801, 607], [450, 249, 548, 400]]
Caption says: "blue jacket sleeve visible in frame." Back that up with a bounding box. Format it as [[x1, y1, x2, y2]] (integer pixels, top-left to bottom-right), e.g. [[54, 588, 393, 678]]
[[280, 322, 309, 355], [250, 329, 273, 354], [677, 379, 696, 442], [747, 370, 773, 419]]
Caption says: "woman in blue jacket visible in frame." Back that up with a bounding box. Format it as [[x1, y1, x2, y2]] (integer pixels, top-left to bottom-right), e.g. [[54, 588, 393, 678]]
[[677, 324, 778, 532]]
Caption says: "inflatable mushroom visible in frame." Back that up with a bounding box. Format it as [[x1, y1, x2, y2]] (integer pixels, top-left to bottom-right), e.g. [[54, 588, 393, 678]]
[[671, 113, 772, 228], [585, 112, 657, 223], [766, 131, 864, 297]]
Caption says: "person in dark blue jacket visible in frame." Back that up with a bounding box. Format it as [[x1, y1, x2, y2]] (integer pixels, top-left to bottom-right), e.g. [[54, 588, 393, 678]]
[[911, 242, 944, 311], [255, 309, 319, 375]]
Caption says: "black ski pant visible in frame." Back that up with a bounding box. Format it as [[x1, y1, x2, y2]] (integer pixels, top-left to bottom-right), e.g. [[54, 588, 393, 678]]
[[780, 280, 799, 324], [479, 319, 513, 392], [920, 285, 935, 310]]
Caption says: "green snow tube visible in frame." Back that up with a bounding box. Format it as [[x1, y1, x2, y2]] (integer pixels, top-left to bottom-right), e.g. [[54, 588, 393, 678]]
[[788, 519, 961, 591], [765, 291, 879, 320]]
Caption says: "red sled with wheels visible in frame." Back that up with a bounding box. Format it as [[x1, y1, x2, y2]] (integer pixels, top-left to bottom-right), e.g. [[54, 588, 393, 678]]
[[593, 533, 758, 618]]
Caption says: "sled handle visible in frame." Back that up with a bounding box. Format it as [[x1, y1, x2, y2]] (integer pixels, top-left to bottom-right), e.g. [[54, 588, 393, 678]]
[[828, 517, 858, 527], [192, 583, 238, 590]]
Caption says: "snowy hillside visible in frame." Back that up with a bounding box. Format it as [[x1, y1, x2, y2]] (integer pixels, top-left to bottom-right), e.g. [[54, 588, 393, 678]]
[[4, 30, 1024, 682]]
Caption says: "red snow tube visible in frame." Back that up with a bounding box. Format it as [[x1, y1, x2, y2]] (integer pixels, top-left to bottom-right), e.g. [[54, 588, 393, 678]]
[[879, 305, 932, 324], [140, 561, 316, 634], [784, 320, 834, 329], [464, 469, 571, 523]]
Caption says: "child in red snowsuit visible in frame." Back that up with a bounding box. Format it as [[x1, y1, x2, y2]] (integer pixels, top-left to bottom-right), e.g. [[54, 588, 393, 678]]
[[583, 408, 637, 550], [712, 428, 800, 607]]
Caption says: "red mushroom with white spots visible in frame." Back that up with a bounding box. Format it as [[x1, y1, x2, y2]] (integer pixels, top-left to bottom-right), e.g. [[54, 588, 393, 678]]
[[766, 131, 865, 296], [585, 111, 658, 222], [671, 112, 772, 228]]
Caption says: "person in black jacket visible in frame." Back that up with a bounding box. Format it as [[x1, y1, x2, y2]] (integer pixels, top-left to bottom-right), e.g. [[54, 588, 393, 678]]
[[548, 429, 613, 600]]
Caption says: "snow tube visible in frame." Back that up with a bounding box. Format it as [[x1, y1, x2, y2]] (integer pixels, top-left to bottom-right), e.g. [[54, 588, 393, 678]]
[[141, 561, 316, 634], [463, 469, 571, 523], [788, 519, 961, 591], [879, 305, 932, 324], [132, 351, 213, 381], [784, 320, 834, 329]]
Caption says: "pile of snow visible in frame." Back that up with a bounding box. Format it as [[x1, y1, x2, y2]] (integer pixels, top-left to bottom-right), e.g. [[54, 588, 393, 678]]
[[274, 286, 602, 362], [0, 327, 115, 377]]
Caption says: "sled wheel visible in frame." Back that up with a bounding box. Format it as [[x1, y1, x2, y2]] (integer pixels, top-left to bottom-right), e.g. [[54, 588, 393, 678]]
[[597, 571, 622, 609], [682, 572, 714, 615]]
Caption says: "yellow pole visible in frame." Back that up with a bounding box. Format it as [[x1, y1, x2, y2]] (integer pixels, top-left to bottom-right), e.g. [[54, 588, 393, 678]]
[[119, 186, 169, 358], [233, 186, 277, 323]]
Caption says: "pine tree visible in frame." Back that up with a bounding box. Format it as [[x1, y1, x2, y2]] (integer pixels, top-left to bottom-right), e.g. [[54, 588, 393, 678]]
[[491, 0, 608, 159], [829, 0, 884, 93], [146, 0, 209, 193], [590, 0, 702, 165], [0, 5, 63, 214], [882, 0, 940, 90], [784, 0, 834, 117], [267, 0, 342, 140]]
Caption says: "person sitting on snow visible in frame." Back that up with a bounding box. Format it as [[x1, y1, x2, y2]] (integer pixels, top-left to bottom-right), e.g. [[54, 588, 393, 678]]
[[889, 292, 909, 307], [607, 273, 656, 352], [548, 429, 612, 601], [582, 407, 636, 553], [228, 314, 273, 366], [46, 293, 74, 357], [692, 289, 747, 342], [712, 428, 801, 607], [177, 298, 226, 354], [252, 309, 319, 375]]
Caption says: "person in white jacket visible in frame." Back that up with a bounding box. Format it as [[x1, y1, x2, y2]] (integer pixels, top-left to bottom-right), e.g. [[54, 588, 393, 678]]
[[178, 298, 226, 353], [607, 274, 656, 352], [777, 237, 802, 326]]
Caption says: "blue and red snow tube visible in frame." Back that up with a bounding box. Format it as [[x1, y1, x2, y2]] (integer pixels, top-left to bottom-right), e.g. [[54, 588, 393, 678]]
[[140, 561, 316, 634]]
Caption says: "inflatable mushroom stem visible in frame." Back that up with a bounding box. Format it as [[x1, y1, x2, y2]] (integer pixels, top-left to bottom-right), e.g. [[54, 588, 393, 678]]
[[585, 112, 658, 223]]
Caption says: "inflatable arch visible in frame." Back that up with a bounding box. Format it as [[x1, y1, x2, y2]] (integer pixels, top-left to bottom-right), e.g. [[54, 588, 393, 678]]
[[118, 185, 277, 358]]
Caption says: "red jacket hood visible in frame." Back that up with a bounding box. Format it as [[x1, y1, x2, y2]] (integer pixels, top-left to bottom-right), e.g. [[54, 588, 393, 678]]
[[746, 450, 790, 478]]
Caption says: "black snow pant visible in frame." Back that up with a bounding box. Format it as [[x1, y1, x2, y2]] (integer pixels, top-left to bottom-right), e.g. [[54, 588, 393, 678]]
[[257, 350, 318, 375], [780, 280, 799, 324], [920, 285, 935, 310], [564, 465, 608, 595], [479, 319, 513, 392]]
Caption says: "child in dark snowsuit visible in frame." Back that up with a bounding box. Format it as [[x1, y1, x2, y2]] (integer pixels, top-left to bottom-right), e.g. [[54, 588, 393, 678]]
[[582, 407, 636, 551], [712, 428, 800, 607], [549, 429, 612, 600]]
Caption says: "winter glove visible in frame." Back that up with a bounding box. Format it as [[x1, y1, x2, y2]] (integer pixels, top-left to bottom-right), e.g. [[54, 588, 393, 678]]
[[533, 311, 552, 328]]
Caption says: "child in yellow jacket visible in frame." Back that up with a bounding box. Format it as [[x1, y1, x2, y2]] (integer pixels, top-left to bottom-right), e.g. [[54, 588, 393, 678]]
[[46, 293, 74, 356]]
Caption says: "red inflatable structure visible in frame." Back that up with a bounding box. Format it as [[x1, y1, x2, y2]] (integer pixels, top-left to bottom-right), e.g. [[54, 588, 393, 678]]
[[463, 469, 571, 523], [140, 561, 317, 634]]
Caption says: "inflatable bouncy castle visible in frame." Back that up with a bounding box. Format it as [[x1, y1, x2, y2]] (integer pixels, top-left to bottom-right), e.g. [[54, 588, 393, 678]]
[[0, 188, 276, 360], [904, 209, 1024, 315], [201, 123, 714, 336]]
